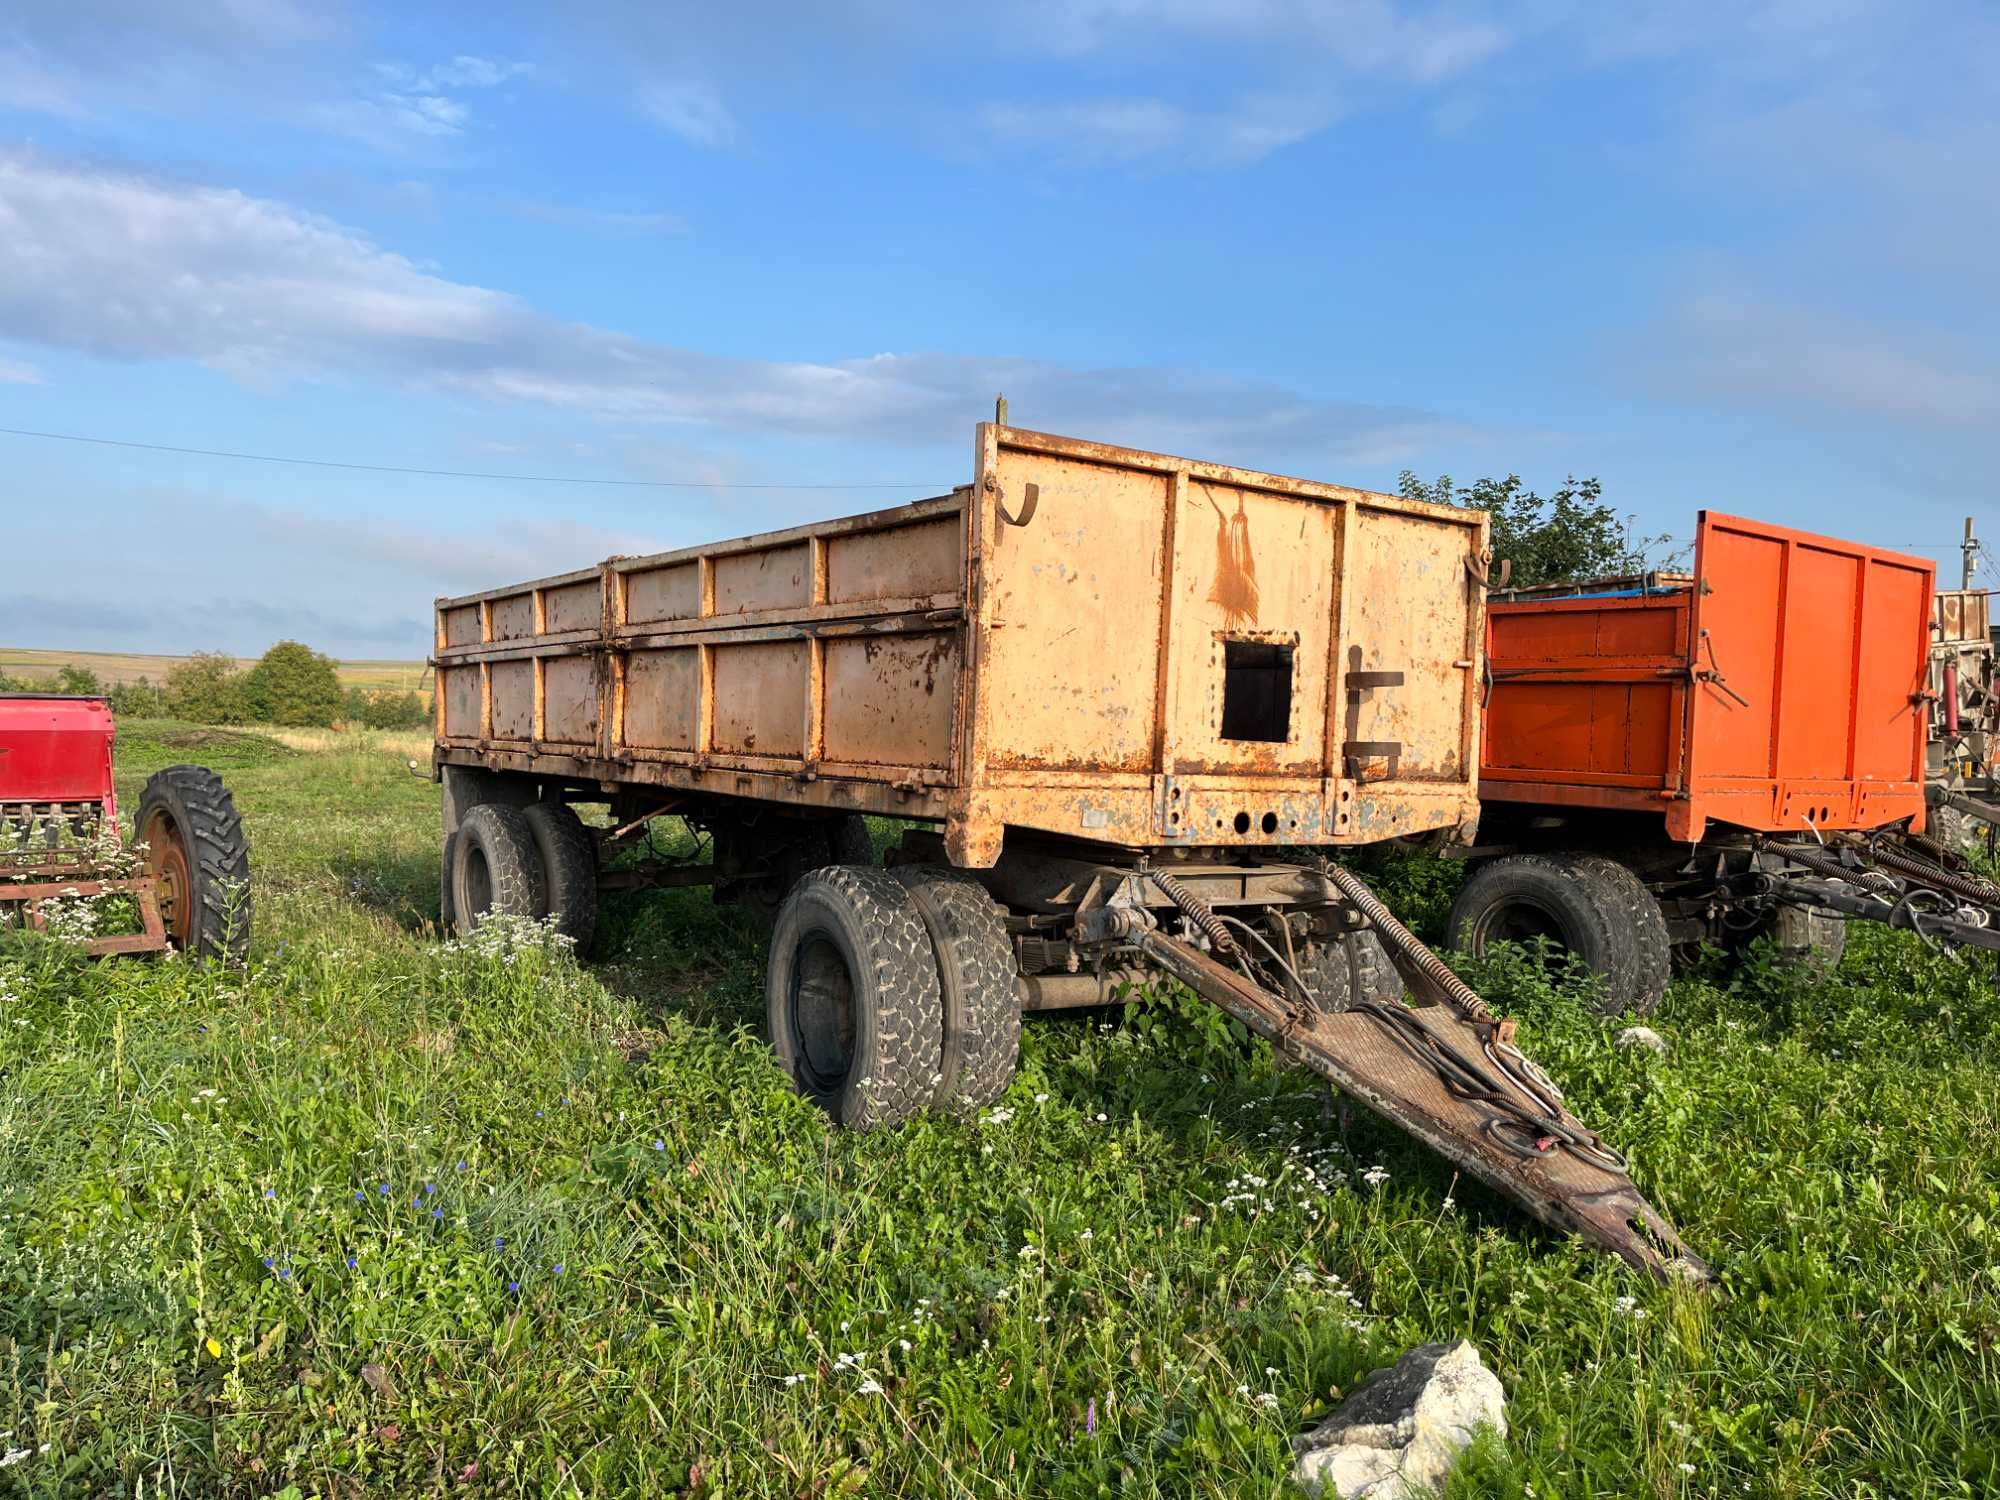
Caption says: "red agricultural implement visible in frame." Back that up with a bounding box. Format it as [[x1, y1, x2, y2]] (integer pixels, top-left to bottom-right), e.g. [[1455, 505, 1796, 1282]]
[[0, 695, 251, 959]]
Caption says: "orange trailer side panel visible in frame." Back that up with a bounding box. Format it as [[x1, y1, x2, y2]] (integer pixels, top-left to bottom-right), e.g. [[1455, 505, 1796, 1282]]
[[1482, 513, 1933, 841]]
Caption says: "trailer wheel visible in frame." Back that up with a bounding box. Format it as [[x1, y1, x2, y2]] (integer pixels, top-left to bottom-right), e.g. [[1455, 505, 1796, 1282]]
[[1769, 906, 1847, 978], [1298, 929, 1402, 1012], [891, 866, 1021, 1112], [448, 803, 546, 936], [1556, 854, 1671, 1016], [1445, 853, 1642, 1017], [524, 802, 598, 952], [767, 866, 943, 1130], [135, 766, 251, 963]]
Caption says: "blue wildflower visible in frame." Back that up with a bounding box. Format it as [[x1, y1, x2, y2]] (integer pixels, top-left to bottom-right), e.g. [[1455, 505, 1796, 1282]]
[[653, 1139, 665, 1152], [278, 1267, 291, 1280], [347, 1255, 358, 1269], [508, 1280, 520, 1293], [552, 1263, 566, 1276], [432, 1207, 443, 1220], [262, 1256, 274, 1268], [456, 1160, 467, 1172], [495, 1236, 505, 1249], [424, 1182, 435, 1196], [263, 1188, 275, 1200], [378, 1183, 391, 1197], [353, 1189, 365, 1202]]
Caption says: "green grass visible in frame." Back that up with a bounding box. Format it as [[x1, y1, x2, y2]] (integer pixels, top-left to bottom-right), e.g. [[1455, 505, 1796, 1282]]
[[0, 647, 426, 693], [0, 722, 1995, 1496]]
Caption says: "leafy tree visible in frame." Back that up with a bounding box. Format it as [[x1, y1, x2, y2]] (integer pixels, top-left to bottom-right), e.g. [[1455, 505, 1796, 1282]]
[[342, 686, 428, 730], [1398, 471, 1676, 590], [165, 652, 252, 724], [55, 665, 103, 695], [106, 677, 167, 718], [245, 641, 343, 727]]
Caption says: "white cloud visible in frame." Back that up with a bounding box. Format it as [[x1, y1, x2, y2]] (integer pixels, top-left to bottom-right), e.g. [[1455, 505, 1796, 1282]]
[[0, 357, 42, 384], [979, 93, 1339, 168], [638, 78, 739, 148], [423, 56, 531, 90], [499, 199, 686, 234], [0, 0, 332, 117], [1626, 295, 2000, 430], [0, 150, 1450, 464]]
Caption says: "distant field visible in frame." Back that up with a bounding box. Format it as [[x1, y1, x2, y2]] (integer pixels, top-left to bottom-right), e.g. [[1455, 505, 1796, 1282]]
[[0, 646, 427, 693]]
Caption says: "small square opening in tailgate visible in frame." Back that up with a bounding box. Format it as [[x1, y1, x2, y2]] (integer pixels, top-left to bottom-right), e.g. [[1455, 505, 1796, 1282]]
[[1221, 640, 1294, 742]]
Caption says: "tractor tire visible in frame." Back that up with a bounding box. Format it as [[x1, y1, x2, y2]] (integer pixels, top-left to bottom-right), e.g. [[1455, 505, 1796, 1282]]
[[523, 801, 598, 952], [135, 765, 251, 964], [767, 866, 943, 1131], [1769, 905, 1847, 978], [447, 803, 546, 936], [1445, 852, 1641, 1018], [1556, 854, 1671, 1017], [1298, 928, 1402, 1013], [891, 865, 1021, 1112]]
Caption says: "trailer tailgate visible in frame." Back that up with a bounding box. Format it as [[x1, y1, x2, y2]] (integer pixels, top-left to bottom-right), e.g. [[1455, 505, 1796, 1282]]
[[1683, 512, 1932, 837]]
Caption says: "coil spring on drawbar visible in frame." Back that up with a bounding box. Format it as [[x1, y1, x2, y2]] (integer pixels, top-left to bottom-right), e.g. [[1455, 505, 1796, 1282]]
[[1147, 867, 1236, 955]]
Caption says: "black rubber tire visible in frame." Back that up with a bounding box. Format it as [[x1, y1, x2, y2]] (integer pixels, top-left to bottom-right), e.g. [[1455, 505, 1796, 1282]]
[[1558, 854, 1672, 1017], [1445, 852, 1640, 1017], [767, 866, 943, 1131], [523, 801, 598, 953], [1770, 905, 1847, 978], [891, 865, 1021, 1112], [134, 765, 252, 964], [1298, 928, 1402, 1012], [448, 803, 546, 936]]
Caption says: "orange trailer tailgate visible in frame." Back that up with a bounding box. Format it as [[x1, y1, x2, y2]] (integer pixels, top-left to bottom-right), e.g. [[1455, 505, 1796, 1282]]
[[1679, 512, 1932, 840]]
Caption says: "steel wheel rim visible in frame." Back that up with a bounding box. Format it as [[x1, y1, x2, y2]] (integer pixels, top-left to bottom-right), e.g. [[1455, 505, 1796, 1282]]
[[142, 809, 193, 947], [1474, 897, 1568, 955], [790, 931, 856, 1093], [462, 843, 494, 918]]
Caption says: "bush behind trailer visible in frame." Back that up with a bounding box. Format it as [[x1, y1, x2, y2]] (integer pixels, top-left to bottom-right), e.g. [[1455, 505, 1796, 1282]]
[[431, 421, 1706, 1280]]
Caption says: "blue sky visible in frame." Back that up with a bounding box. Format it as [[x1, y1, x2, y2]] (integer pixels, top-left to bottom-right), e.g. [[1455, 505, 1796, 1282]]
[[1, 1, 1994, 657]]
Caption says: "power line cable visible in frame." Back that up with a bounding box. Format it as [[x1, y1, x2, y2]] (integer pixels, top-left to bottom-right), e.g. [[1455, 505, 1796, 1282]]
[[0, 425, 944, 491]]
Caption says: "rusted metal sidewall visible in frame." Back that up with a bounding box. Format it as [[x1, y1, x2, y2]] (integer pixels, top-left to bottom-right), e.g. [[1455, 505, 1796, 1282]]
[[141, 808, 194, 948]]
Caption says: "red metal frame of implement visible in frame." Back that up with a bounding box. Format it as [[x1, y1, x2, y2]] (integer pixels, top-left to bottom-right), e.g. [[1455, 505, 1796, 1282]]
[[0, 694, 168, 956]]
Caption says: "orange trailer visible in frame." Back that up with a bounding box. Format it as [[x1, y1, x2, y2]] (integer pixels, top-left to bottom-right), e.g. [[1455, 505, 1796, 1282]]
[[1448, 514, 1965, 1015], [1481, 512, 1934, 842]]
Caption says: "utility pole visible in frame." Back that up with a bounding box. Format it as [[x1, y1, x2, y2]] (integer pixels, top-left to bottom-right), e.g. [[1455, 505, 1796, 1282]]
[[1964, 516, 1979, 590]]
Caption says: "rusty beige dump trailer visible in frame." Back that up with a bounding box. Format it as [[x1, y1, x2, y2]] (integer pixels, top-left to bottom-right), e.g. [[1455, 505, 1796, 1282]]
[[432, 422, 1706, 1281]]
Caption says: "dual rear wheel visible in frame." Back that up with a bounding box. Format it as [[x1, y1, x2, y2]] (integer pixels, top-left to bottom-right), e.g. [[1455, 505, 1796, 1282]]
[[765, 863, 1020, 1129], [446, 800, 598, 951]]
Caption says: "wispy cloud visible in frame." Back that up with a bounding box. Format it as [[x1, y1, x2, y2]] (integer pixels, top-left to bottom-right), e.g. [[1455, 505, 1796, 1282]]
[[322, 52, 531, 149], [0, 150, 1453, 465], [978, 93, 1340, 168], [499, 198, 686, 234], [1622, 293, 2000, 430], [0, 356, 42, 384]]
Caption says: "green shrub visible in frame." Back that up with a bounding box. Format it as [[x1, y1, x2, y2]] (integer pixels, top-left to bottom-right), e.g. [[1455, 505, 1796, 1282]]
[[245, 640, 342, 727]]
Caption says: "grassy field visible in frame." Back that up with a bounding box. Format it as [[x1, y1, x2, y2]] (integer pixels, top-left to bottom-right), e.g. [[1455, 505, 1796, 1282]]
[[0, 723, 1995, 1496], [0, 647, 426, 693]]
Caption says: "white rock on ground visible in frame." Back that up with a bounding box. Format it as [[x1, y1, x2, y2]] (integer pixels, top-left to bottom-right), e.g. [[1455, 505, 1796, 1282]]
[[1616, 1025, 1668, 1055], [1291, 1340, 1506, 1499]]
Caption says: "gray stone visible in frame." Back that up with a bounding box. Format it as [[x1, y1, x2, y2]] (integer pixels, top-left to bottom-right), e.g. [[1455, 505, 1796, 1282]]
[[1616, 1025, 1668, 1055], [1291, 1341, 1506, 1498]]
